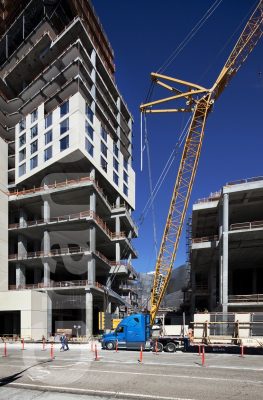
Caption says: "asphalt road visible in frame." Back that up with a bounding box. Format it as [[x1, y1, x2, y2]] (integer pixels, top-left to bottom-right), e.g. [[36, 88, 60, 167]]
[[0, 342, 263, 399]]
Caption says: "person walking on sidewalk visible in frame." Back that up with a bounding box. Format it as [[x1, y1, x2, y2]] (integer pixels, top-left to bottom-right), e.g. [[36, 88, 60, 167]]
[[60, 334, 65, 351], [64, 334, 69, 351]]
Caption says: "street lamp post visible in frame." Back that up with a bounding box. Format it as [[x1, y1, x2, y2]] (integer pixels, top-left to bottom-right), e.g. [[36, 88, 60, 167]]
[[73, 324, 81, 337]]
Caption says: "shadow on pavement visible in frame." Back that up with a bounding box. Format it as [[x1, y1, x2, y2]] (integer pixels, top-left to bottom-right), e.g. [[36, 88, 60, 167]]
[[0, 359, 53, 387]]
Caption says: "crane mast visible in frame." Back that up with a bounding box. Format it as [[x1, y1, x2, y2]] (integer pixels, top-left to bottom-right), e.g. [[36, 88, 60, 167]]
[[140, 0, 263, 325]]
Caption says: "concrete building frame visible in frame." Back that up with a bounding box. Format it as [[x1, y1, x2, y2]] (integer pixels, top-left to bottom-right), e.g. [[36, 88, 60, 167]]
[[0, 0, 138, 340]]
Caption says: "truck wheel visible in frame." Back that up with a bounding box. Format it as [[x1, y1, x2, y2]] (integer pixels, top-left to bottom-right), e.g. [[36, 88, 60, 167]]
[[105, 341, 115, 350], [152, 342, 163, 352], [165, 342, 176, 353]]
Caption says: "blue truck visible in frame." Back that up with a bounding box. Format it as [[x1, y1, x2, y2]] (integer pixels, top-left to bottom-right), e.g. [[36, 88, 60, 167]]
[[101, 313, 182, 352]]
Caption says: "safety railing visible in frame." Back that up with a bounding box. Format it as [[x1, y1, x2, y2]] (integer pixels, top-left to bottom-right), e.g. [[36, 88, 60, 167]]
[[8, 246, 89, 261], [8, 175, 136, 227], [196, 191, 221, 204], [8, 280, 104, 291], [230, 220, 263, 231], [192, 235, 219, 243], [228, 294, 263, 303], [9, 210, 127, 241], [119, 284, 137, 291], [9, 247, 120, 270], [227, 176, 263, 186]]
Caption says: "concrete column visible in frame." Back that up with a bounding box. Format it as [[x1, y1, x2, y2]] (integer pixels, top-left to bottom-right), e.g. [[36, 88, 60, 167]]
[[19, 209, 27, 228], [47, 292, 52, 337], [115, 216, 120, 234], [90, 168, 96, 180], [89, 226, 96, 252], [115, 306, 119, 317], [43, 230, 50, 255], [115, 244, 120, 264], [222, 192, 229, 313], [107, 302, 112, 314], [88, 258, 96, 284], [16, 264, 26, 288], [90, 192, 96, 213], [18, 234, 27, 258], [88, 226, 96, 284], [86, 290, 93, 337], [43, 199, 50, 223], [43, 263, 50, 286], [43, 230, 51, 285], [116, 196, 121, 208]]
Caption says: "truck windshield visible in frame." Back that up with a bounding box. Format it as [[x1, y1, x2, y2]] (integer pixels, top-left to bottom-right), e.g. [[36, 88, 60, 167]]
[[115, 326, 124, 333]]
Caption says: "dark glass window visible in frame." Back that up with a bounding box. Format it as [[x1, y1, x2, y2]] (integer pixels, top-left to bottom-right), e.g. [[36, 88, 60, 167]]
[[31, 140, 38, 155], [113, 157, 119, 172], [19, 148, 26, 162], [45, 130, 52, 145], [31, 109, 38, 123], [123, 184, 128, 196], [60, 100, 69, 117], [101, 126, 107, 142], [86, 103, 93, 123], [45, 113, 52, 129], [123, 171, 128, 184], [60, 118, 69, 135], [101, 156, 107, 172], [30, 155, 38, 170], [44, 146, 52, 162], [85, 120, 94, 140], [101, 141, 107, 158], [124, 158, 128, 171], [85, 138, 94, 157], [60, 135, 69, 151], [113, 172, 119, 186], [19, 118, 26, 132], [113, 142, 119, 158], [31, 124, 38, 139], [19, 133, 26, 147], [19, 163, 26, 176]]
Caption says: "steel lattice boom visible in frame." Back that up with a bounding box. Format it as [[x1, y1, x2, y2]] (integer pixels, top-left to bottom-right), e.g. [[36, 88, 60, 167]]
[[140, 0, 263, 325]]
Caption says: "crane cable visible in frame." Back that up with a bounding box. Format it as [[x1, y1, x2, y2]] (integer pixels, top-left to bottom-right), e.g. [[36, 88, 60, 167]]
[[144, 114, 158, 259], [143, 0, 223, 105], [110, 0, 223, 290], [138, 114, 191, 226], [108, 116, 191, 289], [157, 0, 223, 74]]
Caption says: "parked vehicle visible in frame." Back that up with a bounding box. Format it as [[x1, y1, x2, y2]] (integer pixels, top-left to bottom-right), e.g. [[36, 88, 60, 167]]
[[101, 313, 182, 352]]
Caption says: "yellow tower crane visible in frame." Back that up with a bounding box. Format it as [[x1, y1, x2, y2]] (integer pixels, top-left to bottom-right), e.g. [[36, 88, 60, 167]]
[[140, 0, 263, 325]]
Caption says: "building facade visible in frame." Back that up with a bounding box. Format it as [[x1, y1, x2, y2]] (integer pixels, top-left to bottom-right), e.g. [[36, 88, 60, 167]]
[[189, 177, 263, 314], [0, 0, 138, 339]]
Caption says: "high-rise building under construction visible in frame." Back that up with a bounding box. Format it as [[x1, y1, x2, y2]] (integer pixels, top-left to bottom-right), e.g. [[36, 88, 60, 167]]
[[0, 0, 138, 339]]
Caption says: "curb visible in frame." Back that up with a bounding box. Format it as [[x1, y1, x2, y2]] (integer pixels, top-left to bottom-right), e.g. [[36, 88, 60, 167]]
[[8, 382, 187, 400]]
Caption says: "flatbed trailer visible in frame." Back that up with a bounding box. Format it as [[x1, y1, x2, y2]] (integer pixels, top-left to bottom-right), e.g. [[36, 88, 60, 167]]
[[187, 343, 263, 355]]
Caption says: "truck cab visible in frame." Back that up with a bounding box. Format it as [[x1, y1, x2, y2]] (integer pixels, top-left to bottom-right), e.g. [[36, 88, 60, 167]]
[[101, 313, 151, 350]]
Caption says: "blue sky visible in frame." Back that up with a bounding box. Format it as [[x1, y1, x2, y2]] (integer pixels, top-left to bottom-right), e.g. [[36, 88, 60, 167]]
[[92, 0, 263, 273]]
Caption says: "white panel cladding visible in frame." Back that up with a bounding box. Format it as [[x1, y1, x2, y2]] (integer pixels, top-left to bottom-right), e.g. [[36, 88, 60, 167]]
[[15, 94, 80, 184], [15, 92, 135, 208], [0, 291, 48, 340]]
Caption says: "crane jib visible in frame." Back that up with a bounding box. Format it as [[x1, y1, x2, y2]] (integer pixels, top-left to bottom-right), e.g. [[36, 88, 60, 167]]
[[140, 0, 263, 325]]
